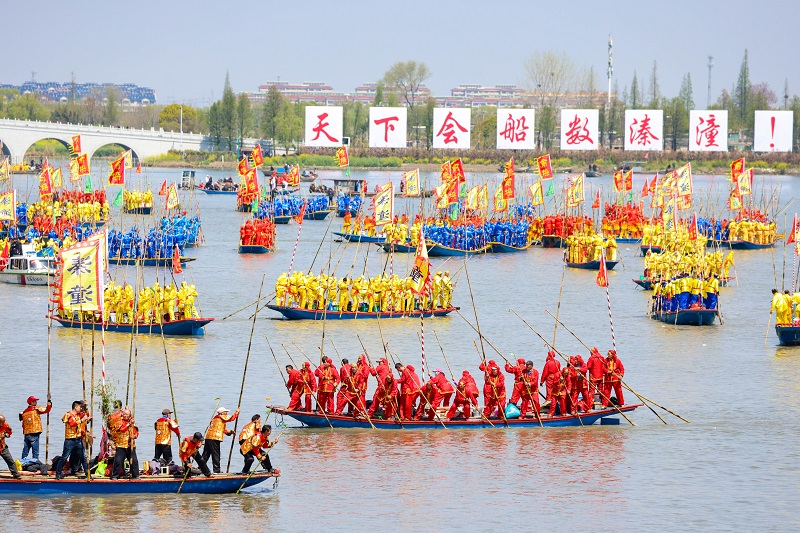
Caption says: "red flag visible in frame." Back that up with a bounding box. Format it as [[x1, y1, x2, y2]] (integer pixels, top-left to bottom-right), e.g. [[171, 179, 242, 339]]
[[172, 245, 182, 274], [536, 154, 553, 180], [136, 161, 142, 174], [251, 144, 264, 167], [238, 157, 250, 176], [688, 214, 698, 241], [624, 170, 633, 191], [591, 190, 600, 209], [108, 156, 125, 185], [649, 175, 658, 194], [613, 171, 623, 193], [158, 180, 167, 196], [596, 252, 609, 287], [0, 241, 9, 272], [642, 179, 649, 197], [451, 158, 466, 184], [295, 200, 307, 224], [787, 214, 798, 244]]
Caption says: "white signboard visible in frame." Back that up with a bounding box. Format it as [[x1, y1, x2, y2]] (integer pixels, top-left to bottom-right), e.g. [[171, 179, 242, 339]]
[[496, 108, 536, 150], [689, 110, 728, 152], [753, 110, 794, 152], [368, 107, 407, 148], [560, 109, 599, 150], [304, 106, 343, 147], [624, 110, 663, 151], [432, 108, 471, 149]]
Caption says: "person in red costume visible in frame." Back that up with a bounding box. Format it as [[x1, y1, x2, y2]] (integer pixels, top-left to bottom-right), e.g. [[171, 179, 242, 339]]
[[587, 347, 606, 408], [540, 351, 561, 399], [517, 360, 540, 418], [478, 360, 506, 419], [369, 356, 391, 408], [546, 369, 567, 417], [335, 365, 366, 416], [395, 363, 421, 420], [603, 350, 625, 406], [504, 356, 527, 408], [356, 354, 370, 408], [288, 362, 316, 411], [446, 377, 478, 420], [368, 374, 399, 419], [425, 369, 454, 420], [570, 355, 591, 412], [315, 358, 339, 414]]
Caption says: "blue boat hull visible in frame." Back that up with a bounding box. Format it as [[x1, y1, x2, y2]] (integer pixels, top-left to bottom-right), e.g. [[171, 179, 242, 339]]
[[50, 316, 213, 335], [615, 238, 641, 244], [775, 326, 800, 345], [726, 240, 776, 250], [640, 245, 662, 256], [377, 242, 416, 253], [123, 207, 153, 215], [489, 242, 531, 253], [200, 189, 238, 195], [633, 278, 654, 290], [651, 309, 719, 326], [333, 231, 386, 244], [566, 260, 619, 270], [266, 305, 458, 320], [274, 216, 292, 224], [271, 404, 640, 429], [0, 473, 275, 494], [426, 244, 491, 257], [108, 257, 196, 267], [305, 209, 334, 221], [541, 236, 566, 248], [238, 245, 273, 254]]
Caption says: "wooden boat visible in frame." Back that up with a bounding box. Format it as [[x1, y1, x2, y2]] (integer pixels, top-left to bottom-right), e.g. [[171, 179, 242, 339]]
[[725, 240, 776, 250], [274, 215, 293, 225], [650, 308, 720, 326], [775, 325, 800, 346], [266, 305, 459, 320], [238, 244, 273, 254], [108, 257, 197, 267], [0, 255, 56, 286], [615, 238, 641, 244], [332, 231, 386, 244], [270, 404, 640, 429], [0, 471, 276, 495], [541, 235, 566, 248], [237, 204, 254, 213], [48, 315, 214, 335], [640, 245, 662, 256], [585, 170, 602, 178], [633, 277, 734, 290], [377, 242, 416, 253], [123, 206, 153, 215], [200, 189, 238, 195], [566, 259, 619, 270], [426, 243, 491, 257], [489, 242, 532, 253], [304, 209, 334, 221]]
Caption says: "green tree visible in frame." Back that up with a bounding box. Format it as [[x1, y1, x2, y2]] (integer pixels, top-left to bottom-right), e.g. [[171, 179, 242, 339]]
[[647, 61, 660, 108], [629, 71, 641, 109], [423, 97, 435, 148], [380, 61, 431, 144], [472, 108, 496, 150], [102, 87, 120, 126], [538, 106, 557, 149], [276, 102, 303, 152], [373, 84, 384, 106], [343, 101, 368, 146], [790, 96, 800, 152], [159, 103, 200, 133], [259, 85, 284, 140], [664, 97, 688, 151], [679, 73, 694, 111], [220, 72, 237, 150], [51, 102, 82, 124], [6, 93, 51, 121], [207, 101, 221, 148], [734, 49, 751, 129], [236, 94, 253, 149]]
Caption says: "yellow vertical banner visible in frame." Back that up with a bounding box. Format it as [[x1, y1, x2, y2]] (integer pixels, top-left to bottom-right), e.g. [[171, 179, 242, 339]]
[[59, 242, 102, 313]]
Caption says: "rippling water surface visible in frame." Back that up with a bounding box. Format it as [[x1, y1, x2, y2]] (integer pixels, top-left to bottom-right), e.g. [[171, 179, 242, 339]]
[[1, 168, 799, 531]]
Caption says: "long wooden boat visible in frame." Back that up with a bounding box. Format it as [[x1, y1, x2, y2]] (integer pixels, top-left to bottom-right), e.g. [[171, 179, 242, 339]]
[[238, 244, 274, 254], [650, 308, 720, 326], [426, 243, 491, 257], [123, 206, 153, 215], [725, 240, 776, 250], [266, 305, 459, 320], [304, 209, 334, 221], [49, 315, 214, 336], [377, 242, 416, 253], [633, 276, 734, 290], [489, 242, 532, 253], [270, 404, 640, 429], [615, 238, 641, 244], [274, 215, 293, 225], [333, 231, 386, 244], [108, 257, 197, 267], [640, 245, 663, 256], [775, 325, 800, 346], [566, 259, 619, 270], [541, 235, 566, 248], [200, 189, 238, 195], [0, 471, 276, 495]]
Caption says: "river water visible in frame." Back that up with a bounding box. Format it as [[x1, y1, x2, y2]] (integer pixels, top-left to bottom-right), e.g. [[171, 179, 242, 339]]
[[1, 167, 798, 531]]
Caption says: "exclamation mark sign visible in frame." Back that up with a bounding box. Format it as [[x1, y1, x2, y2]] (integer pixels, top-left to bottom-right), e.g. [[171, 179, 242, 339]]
[[770, 116, 776, 148]]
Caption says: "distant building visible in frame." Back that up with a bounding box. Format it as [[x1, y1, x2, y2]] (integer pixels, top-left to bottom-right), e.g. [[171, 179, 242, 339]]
[[0, 81, 156, 105]]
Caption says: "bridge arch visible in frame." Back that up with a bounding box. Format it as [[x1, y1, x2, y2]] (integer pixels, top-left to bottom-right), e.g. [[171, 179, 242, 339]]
[[20, 137, 72, 167], [90, 142, 141, 166]]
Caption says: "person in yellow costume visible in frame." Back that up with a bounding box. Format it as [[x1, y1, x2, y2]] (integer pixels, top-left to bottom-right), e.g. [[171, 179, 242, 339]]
[[275, 273, 289, 306], [441, 271, 453, 308], [305, 275, 319, 310], [179, 281, 199, 318], [410, 222, 421, 247], [338, 277, 351, 311], [162, 283, 177, 322], [143, 190, 153, 208], [150, 283, 163, 322], [771, 289, 791, 325], [138, 287, 152, 323], [103, 281, 117, 323], [431, 271, 443, 309]]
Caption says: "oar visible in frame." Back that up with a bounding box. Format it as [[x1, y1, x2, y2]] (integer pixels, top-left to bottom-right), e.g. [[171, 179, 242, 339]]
[[541, 309, 678, 424], [235, 427, 287, 495], [328, 339, 377, 429]]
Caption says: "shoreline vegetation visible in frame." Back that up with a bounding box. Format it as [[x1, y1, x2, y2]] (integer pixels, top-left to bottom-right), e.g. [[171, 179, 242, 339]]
[[24, 143, 800, 175]]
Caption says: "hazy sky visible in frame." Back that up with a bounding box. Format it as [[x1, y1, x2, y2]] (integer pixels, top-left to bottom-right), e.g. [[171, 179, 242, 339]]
[[7, 0, 798, 107]]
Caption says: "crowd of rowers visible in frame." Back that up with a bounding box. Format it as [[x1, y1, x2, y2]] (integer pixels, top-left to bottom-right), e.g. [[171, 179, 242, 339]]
[[275, 271, 454, 312], [55, 280, 200, 324], [283, 348, 627, 421], [565, 232, 618, 263], [20, 191, 110, 224], [651, 275, 721, 313], [239, 218, 276, 248], [600, 204, 645, 239], [643, 249, 735, 281], [0, 397, 278, 480], [122, 189, 154, 210]]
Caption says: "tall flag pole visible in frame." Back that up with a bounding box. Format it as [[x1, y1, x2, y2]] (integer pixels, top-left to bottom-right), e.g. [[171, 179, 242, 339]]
[[596, 249, 616, 351], [287, 200, 307, 275]]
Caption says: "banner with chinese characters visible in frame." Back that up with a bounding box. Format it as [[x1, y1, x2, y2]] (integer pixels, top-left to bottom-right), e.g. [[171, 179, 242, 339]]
[[501, 157, 515, 200], [372, 182, 394, 226], [536, 154, 553, 180], [108, 156, 125, 185], [70, 134, 82, 155], [450, 158, 466, 184], [466, 186, 478, 210], [529, 181, 543, 206], [560, 109, 599, 150], [737, 168, 753, 196], [39, 168, 53, 199], [432, 108, 471, 149], [304, 106, 343, 147], [244, 168, 259, 194], [76, 153, 91, 176], [624, 110, 663, 151], [689, 110, 728, 151], [59, 242, 102, 313], [409, 227, 431, 296], [84, 229, 109, 272], [369, 107, 407, 148], [496, 109, 535, 149], [251, 144, 264, 167], [121, 149, 133, 170], [0, 190, 15, 221], [335, 147, 349, 167], [166, 183, 180, 209], [493, 185, 507, 212], [676, 163, 693, 197], [477, 184, 488, 209], [753, 110, 794, 152], [0, 158, 9, 181], [403, 169, 420, 197]]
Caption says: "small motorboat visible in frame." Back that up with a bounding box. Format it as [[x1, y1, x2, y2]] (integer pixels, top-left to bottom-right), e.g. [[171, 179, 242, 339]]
[[0, 253, 56, 286]]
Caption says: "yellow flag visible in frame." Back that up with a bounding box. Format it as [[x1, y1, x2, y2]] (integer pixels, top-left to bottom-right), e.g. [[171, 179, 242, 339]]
[[737, 168, 752, 196], [403, 169, 420, 197], [122, 149, 133, 170], [373, 182, 394, 226], [676, 163, 693, 197], [570, 173, 585, 204], [0, 158, 9, 181], [83, 230, 108, 272], [477, 184, 489, 209], [51, 167, 63, 188], [59, 242, 102, 313], [166, 183, 179, 209], [529, 181, 544, 206], [466, 186, 478, 210], [493, 185, 507, 212], [662, 195, 677, 231], [409, 227, 431, 296], [0, 190, 15, 221]]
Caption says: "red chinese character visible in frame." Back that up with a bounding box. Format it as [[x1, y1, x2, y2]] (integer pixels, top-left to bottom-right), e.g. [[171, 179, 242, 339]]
[[695, 114, 720, 147], [628, 114, 659, 146], [565, 114, 594, 145], [311, 112, 339, 143], [373, 116, 399, 143], [499, 114, 529, 143], [435, 111, 468, 145]]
